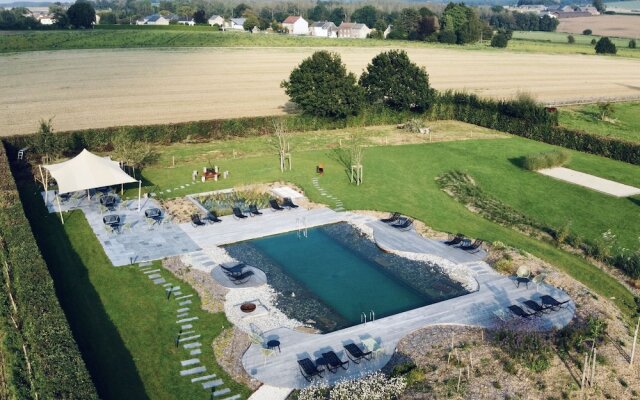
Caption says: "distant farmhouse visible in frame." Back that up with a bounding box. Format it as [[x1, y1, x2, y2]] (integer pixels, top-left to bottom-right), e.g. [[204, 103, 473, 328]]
[[309, 21, 338, 37], [208, 15, 224, 27], [136, 14, 171, 25], [504, 4, 599, 18], [228, 17, 246, 30], [177, 17, 195, 26], [337, 22, 371, 39], [282, 16, 308, 35]]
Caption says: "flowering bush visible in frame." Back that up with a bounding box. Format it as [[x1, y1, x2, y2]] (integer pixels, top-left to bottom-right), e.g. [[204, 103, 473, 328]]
[[330, 372, 407, 400], [297, 383, 329, 400]]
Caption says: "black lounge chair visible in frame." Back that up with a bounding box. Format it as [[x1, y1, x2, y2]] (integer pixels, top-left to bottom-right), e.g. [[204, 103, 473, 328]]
[[204, 211, 222, 224], [249, 204, 263, 216], [508, 305, 537, 319], [321, 351, 349, 373], [391, 218, 413, 231], [232, 207, 248, 219], [298, 358, 324, 382], [380, 212, 400, 224], [282, 197, 299, 209], [540, 295, 570, 311], [445, 234, 465, 246], [459, 239, 484, 253], [191, 214, 206, 227], [229, 270, 254, 285], [220, 262, 246, 276], [343, 343, 372, 364], [269, 199, 285, 211], [522, 300, 547, 315]]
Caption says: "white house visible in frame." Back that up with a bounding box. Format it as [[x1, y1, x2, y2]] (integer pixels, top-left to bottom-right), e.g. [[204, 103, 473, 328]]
[[228, 17, 246, 30], [208, 15, 224, 27], [309, 21, 337, 37], [337, 22, 371, 39], [38, 15, 56, 25], [177, 17, 195, 26], [136, 14, 170, 25], [282, 15, 308, 35]]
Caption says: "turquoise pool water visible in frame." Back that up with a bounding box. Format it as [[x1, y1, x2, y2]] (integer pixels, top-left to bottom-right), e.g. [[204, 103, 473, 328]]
[[225, 223, 468, 332]]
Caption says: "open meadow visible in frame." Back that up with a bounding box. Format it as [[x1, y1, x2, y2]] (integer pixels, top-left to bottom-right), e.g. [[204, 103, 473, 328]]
[[556, 15, 640, 38], [2, 46, 640, 136], [559, 101, 640, 143]]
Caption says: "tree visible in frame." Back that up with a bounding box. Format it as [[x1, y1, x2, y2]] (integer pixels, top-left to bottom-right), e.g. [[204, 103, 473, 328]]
[[328, 7, 346, 26], [359, 50, 433, 112], [193, 9, 207, 24], [592, 0, 605, 12], [438, 30, 457, 44], [491, 32, 509, 48], [111, 132, 156, 177], [233, 3, 250, 17], [394, 8, 421, 38], [243, 14, 259, 31], [352, 5, 378, 28], [630, 39, 637, 49], [416, 16, 439, 39], [595, 37, 617, 54], [309, 3, 329, 22], [583, 29, 592, 35], [567, 35, 575, 44], [597, 102, 614, 120], [591, 38, 596, 45], [281, 51, 364, 118], [66, 0, 95, 29], [34, 117, 63, 162]]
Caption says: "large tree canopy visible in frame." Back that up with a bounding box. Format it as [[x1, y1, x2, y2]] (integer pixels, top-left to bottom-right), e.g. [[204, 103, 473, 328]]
[[66, 0, 95, 28], [281, 51, 364, 119], [359, 50, 433, 112]]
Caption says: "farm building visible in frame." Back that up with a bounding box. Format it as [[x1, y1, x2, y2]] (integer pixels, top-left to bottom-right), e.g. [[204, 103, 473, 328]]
[[337, 22, 371, 39], [309, 21, 337, 37], [282, 16, 309, 35], [177, 17, 195, 26], [228, 18, 246, 30], [136, 14, 171, 25], [208, 15, 224, 26]]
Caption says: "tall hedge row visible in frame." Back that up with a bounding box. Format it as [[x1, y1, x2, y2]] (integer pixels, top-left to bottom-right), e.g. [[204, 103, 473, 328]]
[[0, 144, 98, 399]]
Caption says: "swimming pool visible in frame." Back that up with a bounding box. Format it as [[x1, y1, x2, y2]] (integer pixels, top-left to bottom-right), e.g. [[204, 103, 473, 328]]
[[224, 223, 469, 333]]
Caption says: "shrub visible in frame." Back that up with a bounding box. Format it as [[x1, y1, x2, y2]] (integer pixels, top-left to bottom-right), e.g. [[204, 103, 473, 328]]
[[630, 39, 637, 49], [583, 29, 592, 35], [495, 328, 552, 372], [490, 32, 509, 48], [494, 258, 515, 274], [330, 372, 407, 400], [591, 38, 597, 45], [567, 35, 575, 44], [595, 37, 617, 54], [521, 150, 571, 170], [438, 30, 457, 44]]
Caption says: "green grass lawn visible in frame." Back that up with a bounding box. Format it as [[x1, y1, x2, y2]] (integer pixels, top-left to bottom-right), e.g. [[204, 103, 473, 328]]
[[19, 184, 250, 400], [558, 102, 640, 143], [1, 28, 639, 59], [513, 30, 634, 47]]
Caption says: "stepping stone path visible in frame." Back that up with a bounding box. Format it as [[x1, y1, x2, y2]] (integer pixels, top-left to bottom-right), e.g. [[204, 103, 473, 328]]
[[312, 177, 345, 212], [136, 262, 243, 400]]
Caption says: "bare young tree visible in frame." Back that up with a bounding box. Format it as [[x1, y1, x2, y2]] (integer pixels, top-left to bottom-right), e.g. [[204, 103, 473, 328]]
[[272, 120, 291, 172]]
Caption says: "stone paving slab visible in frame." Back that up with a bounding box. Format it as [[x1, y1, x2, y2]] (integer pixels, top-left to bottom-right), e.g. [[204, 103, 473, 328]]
[[192, 374, 217, 383], [202, 379, 224, 389], [180, 358, 200, 366], [183, 342, 201, 349], [538, 167, 640, 197], [213, 388, 231, 397], [180, 366, 206, 376]]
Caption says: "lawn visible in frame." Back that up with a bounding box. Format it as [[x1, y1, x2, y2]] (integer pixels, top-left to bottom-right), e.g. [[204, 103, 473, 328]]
[[1, 28, 639, 59], [513, 30, 634, 47], [558, 101, 640, 143], [18, 183, 251, 400]]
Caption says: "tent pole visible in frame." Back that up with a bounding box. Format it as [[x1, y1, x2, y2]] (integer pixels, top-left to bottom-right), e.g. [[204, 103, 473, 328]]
[[138, 180, 141, 212], [56, 194, 64, 224], [121, 183, 124, 196], [39, 165, 47, 204]]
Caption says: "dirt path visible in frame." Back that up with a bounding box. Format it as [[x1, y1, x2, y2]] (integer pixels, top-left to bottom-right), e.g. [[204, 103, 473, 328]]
[[2, 47, 639, 136]]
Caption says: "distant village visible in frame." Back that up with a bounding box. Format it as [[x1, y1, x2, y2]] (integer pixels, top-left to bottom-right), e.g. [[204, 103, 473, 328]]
[[503, 4, 601, 18]]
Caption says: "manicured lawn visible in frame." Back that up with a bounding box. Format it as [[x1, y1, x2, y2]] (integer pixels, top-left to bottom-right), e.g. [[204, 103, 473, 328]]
[[133, 128, 639, 317], [558, 102, 640, 143], [19, 184, 250, 400]]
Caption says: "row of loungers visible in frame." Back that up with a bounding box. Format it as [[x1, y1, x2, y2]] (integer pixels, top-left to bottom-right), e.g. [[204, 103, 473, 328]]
[[298, 343, 373, 382], [380, 212, 413, 231], [190, 198, 299, 226], [444, 234, 484, 253], [508, 295, 570, 319]]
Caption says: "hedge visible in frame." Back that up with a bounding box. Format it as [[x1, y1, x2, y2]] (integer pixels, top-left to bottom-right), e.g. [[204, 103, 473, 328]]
[[0, 143, 98, 399], [520, 150, 571, 171]]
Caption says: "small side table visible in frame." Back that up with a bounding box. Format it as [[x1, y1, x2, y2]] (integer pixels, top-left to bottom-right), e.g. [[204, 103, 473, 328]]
[[266, 339, 281, 353]]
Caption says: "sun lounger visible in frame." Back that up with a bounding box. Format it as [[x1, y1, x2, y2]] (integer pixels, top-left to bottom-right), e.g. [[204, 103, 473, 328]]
[[445, 233, 465, 246], [282, 197, 299, 209], [523, 300, 547, 315], [380, 212, 401, 224], [321, 351, 349, 373], [232, 207, 248, 219], [459, 239, 484, 253], [249, 204, 263, 216], [508, 305, 537, 319], [540, 295, 570, 311], [269, 199, 285, 211], [190, 214, 206, 227], [298, 358, 324, 382], [204, 211, 222, 224], [391, 218, 413, 231], [229, 270, 254, 285], [220, 262, 246, 276], [343, 343, 372, 364]]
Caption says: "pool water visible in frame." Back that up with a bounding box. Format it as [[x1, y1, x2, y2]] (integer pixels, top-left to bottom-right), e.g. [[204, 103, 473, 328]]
[[225, 223, 469, 333]]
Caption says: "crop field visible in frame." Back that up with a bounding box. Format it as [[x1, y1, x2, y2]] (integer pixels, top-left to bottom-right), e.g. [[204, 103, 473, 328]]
[[2, 47, 640, 136], [556, 15, 640, 38], [513, 30, 633, 47]]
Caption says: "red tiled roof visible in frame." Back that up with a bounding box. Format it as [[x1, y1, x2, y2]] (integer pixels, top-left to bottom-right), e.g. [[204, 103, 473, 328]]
[[283, 16, 301, 24]]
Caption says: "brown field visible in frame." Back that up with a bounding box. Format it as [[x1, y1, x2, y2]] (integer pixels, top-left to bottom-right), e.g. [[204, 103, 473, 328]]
[[557, 15, 640, 38], [2, 47, 640, 136]]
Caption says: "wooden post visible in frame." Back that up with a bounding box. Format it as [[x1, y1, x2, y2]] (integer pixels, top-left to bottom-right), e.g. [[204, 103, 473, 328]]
[[457, 368, 462, 392], [172, 156, 175, 168], [630, 316, 640, 367], [55, 194, 64, 224], [590, 347, 597, 387], [38, 165, 47, 204], [137, 180, 142, 212], [581, 352, 588, 389], [350, 165, 363, 185]]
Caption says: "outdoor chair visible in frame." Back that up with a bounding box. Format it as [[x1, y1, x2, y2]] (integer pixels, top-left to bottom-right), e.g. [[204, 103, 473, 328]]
[[282, 197, 299, 209], [204, 211, 222, 224], [229, 270, 254, 285], [232, 207, 248, 219], [507, 305, 537, 319], [190, 214, 206, 227], [540, 295, 570, 311], [220, 262, 246, 276], [380, 212, 401, 224], [343, 343, 372, 364], [298, 358, 324, 382], [445, 233, 465, 246], [515, 266, 531, 288], [522, 300, 548, 315], [321, 351, 349, 373], [391, 217, 413, 231], [459, 239, 484, 253], [249, 204, 263, 216], [532, 273, 548, 292], [269, 199, 285, 211]]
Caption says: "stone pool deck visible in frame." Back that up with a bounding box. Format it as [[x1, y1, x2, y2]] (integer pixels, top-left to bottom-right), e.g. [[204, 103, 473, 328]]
[[241, 220, 575, 389]]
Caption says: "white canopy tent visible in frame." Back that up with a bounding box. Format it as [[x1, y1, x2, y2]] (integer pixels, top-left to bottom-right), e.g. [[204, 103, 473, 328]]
[[41, 149, 141, 223]]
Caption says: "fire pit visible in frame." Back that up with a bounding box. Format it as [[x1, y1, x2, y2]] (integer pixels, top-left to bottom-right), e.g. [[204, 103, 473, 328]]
[[240, 303, 256, 313]]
